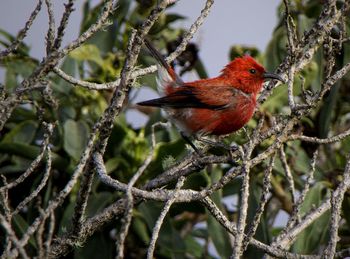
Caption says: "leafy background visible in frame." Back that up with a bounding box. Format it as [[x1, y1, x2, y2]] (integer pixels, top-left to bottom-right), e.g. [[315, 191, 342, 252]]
[[0, 0, 350, 258]]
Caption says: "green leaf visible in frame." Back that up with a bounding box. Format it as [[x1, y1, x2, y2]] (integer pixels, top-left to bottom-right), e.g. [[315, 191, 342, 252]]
[[74, 232, 113, 259], [0, 28, 16, 43], [207, 212, 232, 258], [264, 26, 287, 71], [3, 56, 37, 91], [0, 142, 68, 171], [184, 235, 204, 258], [86, 192, 114, 217], [244, 177, 271, 258], [13, 214, 37, 249], [0, 155, 32, 174], [317, 67, 342, 138], [165, 13, 186, 24], [132, 217, 150, 244], [4, 57, 37, 77], [63, 119, 89, 161], [2, 121, 37, 144], [0, 28, 30, 55], [52, 57, 76, 95], [147, 139, 185, 179], [285, 141, 311, 174], [342, 196, 350, 229], [105, 157, 121, 174], [80, 0, 128, 53], [138, 202, 186, 257], [69, 44, 104, 67], [138, 202, 161, 230], [58, 201, 74, 235], [157, 217, 186, 257], [194, 57, 209, 79], [206, 167, 232, 258], [292, 182, 330, 253], [261, 85, 287, 112], [5, 66, 17, 89]]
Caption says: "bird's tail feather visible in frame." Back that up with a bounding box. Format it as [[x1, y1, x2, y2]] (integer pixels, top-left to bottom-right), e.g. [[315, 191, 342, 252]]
[[144, 38, 184, 88]]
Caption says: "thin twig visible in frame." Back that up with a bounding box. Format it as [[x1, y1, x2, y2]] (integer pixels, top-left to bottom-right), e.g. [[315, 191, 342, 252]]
[[242, 154, 276, 250], [0, 215, 29, 259], [317, 61, 350, 101], [231, 119, 264, 257], [44, 0, 56, 53], [36, 208, 46, 259], [231, 163, 251, 258], [273, 156, 350, 250], [0, 123, 53, 191], [283, 0, 297, 110], [44, 212, 55, 256], [13, 146, 52, 216], [274, 149, 318, 245], [53, 0, 75, 50], [279, 145, 297, 205], [322, 156, 350, 258], [146, 177, 186, 259], [289, 128, 350, 143], [202, 197, 316, 259], [116, 117, 161, 259], [0, 176, 12, 257]]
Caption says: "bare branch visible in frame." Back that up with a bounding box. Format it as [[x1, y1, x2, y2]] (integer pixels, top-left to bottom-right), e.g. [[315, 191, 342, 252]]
[[52, 0, 75, 50], [317, 61, 350, 101], [116, 116, 161, 259], [231, 164, 251, 258], [36, 208, 46, 259], [146, 177, 186, 259], [202, 196, 316, 259], [0, 215, 29, 259], [279, 145, 297, 205], [53, 67, 116, 90], [322, 156, 350, 258], [0, 123, 53, 191], [242, 154, 276, 250], [273, 156, 350, 250], [13, 146, 52, 216], [289, 128, 350, 143], [274, 149, 318, 245], [283, 0, 297, 110], [44, 0, 56, 53], [44, 212, 55, 256]]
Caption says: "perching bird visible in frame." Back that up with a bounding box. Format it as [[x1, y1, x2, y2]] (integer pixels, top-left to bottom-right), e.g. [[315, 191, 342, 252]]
[[138, 39, 284, 152]]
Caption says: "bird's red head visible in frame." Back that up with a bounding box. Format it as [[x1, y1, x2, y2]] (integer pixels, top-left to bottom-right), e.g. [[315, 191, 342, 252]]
[[220, 55, 266, 94]]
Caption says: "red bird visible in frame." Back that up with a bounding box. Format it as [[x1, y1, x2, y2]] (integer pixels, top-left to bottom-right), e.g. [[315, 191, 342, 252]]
[[138, 39, 284, 151]]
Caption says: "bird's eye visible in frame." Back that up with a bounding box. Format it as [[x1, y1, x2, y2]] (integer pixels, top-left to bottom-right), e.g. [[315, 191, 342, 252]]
[[249, 68, 256, 74]]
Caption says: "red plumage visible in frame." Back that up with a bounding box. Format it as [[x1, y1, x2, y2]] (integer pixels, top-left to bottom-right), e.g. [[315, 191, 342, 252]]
[[138, 39, 283, 139]]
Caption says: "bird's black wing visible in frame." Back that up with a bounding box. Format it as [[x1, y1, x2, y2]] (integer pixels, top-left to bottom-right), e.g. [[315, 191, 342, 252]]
[[137, 87, 228, 110]]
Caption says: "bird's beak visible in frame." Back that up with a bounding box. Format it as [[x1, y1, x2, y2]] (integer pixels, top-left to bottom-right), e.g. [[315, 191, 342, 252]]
[[263, 72, 285, 83]]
